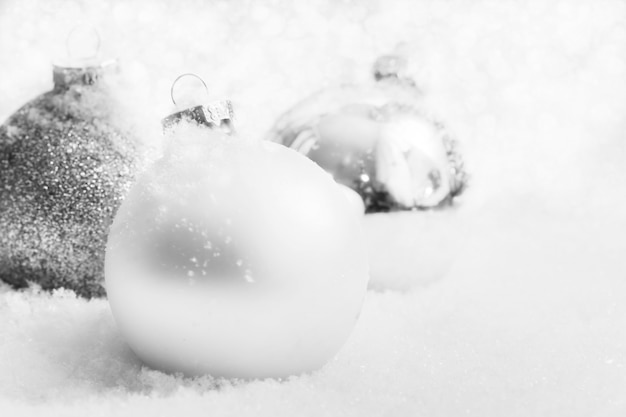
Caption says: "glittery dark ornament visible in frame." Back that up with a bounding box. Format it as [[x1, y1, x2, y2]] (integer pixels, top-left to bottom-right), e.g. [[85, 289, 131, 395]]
[[267, 55, 468, 213], [0, 61, 143, 298]]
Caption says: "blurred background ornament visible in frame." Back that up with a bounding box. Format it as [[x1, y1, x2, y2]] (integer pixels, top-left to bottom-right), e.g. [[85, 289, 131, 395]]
[[0, 27, 145, 298], [105, 75, 369, 378], [267, 53, 469, 290], [267, 54, 467, 213]]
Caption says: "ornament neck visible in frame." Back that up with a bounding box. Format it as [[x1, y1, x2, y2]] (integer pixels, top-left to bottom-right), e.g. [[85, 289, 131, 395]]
[[162, 100, 235, 134], [52, 60, 117, 89], [372, 55, 416, 88]]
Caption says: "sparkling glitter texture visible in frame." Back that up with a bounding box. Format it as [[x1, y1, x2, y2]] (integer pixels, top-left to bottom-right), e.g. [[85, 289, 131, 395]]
[[267, 61, 467, 213], [0, 71, 143, 298]]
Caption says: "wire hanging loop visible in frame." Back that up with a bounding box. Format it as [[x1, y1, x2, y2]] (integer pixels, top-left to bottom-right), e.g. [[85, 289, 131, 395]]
[[66, 25, 101, 61], [170, 73, 210, 106]]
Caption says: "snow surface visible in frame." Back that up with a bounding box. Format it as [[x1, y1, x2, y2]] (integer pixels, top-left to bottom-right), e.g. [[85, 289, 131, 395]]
[[1, 0, 626, 415]]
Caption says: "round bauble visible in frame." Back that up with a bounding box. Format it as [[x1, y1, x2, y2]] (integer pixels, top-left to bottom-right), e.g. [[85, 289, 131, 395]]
[[267, 54, 469, 290], [0, 60, 145, 298], [268, 55, 466, 213], [105, 118, 369, 378]]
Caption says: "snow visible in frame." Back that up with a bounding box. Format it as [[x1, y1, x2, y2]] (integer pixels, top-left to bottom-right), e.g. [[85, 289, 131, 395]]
[[1, 0, 626, 415]]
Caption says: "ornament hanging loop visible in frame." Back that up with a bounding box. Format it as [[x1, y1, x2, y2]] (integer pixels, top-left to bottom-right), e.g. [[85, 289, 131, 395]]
[[163, 73, 234, 133], [170, 73, 210, 106], [54, 26, 116, 89], [66, 25, 101, 61]]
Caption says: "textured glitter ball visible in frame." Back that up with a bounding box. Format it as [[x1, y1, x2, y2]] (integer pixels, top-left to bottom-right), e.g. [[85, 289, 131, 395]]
[[0, 68, 143, 298]]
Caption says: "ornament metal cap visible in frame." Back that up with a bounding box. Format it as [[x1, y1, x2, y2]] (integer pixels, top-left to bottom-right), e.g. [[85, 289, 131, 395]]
[[52, 26, 117, 89], [52, 59, 118, 89], [162, 73, 235, 133], [161, 101, 235, 132], [372, 54, 416, 88]]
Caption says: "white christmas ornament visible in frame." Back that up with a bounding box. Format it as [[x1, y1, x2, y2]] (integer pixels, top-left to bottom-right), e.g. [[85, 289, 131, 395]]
[[105, 82, 369, 378]]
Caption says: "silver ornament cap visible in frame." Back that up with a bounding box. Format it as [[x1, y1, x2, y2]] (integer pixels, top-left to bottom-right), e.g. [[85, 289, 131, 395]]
[[372, 54, 415, 88], [52, 26, 118, 89], [53, 60, 118, 89], [161, 73, 235, 133]]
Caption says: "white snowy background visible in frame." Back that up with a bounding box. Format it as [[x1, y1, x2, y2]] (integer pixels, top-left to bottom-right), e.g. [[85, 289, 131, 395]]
[[2, 0, 626, 415]]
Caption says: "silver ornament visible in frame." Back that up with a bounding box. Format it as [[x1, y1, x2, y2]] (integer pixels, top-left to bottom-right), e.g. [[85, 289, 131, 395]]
[[0, 59, 143, 298], [267, 55, 467, 213]]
